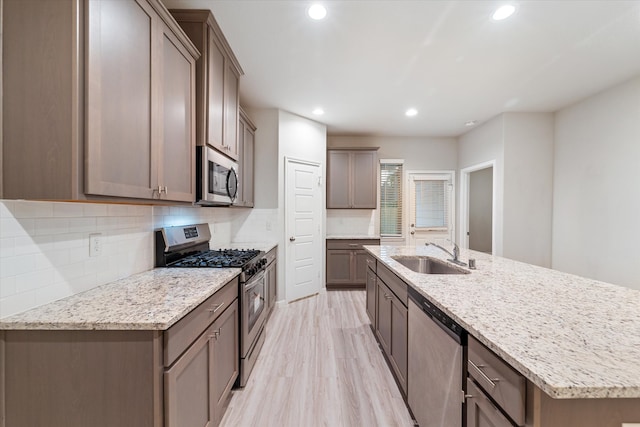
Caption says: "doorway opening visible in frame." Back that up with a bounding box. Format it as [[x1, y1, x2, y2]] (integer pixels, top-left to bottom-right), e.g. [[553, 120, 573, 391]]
[[459, 161, 495, 254]]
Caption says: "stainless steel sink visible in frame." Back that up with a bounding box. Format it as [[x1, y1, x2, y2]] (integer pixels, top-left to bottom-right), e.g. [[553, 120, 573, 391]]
[[391, 255, 470, 275]]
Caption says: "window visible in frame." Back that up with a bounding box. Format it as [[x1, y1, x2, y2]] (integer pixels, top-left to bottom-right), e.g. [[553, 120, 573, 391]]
[[414, 179, 450, 229], [380, 161, 403, 237]]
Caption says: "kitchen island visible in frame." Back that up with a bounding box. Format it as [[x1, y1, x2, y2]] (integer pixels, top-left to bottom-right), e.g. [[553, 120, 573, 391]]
[[365, 244, 640, 426]]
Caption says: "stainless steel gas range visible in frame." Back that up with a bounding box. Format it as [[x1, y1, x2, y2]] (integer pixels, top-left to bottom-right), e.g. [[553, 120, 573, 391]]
[[155, 223, 268, 387]]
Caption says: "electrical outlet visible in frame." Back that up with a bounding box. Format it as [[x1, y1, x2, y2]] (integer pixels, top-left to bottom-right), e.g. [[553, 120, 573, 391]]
[[266, 220, 272, 231], [89, 233, 102, 257]]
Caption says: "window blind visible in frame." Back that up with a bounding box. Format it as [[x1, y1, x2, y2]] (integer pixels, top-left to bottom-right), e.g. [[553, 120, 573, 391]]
[[380, 163, 403, 236], [415, 180, 449, 228]]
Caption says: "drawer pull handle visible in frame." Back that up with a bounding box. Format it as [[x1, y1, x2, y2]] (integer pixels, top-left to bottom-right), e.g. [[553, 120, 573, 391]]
[[348, 243, 359, 247], [208, 303, 225, 314], [384, 293, 392, 300], [469, 359, 500, 388]]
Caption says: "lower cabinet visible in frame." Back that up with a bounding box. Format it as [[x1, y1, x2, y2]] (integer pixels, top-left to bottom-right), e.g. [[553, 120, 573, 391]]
[[365, 265, 377, 325], [165, 299, 239, 427], [374, 271, 408, 396], [326, 239, 380, 289], [466, 379, 513, 427], [1, 278, 240, 427]]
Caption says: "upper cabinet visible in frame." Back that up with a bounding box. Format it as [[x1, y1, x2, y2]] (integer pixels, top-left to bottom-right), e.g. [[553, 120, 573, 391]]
[[170, 10, 244, 161], [1, 0, 199, 203], [235, 107, 256, 208], [327, 148, 379, 209]]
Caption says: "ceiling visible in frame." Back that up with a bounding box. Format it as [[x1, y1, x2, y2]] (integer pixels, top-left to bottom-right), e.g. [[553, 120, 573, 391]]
[[162, 0, 640, 137]]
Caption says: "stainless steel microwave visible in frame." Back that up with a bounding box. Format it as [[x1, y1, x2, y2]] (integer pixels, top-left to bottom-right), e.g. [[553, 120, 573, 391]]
[[196, 146, 238, 206]]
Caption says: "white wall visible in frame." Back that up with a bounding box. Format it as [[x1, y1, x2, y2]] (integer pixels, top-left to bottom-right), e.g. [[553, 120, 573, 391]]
[[503, 113, 554, 267], [552, 75, 640, 290], [277, 110, 327, 300], [457, 113, 554, 266], [327, 135, 457, 239], [458, 115, 505, 256]]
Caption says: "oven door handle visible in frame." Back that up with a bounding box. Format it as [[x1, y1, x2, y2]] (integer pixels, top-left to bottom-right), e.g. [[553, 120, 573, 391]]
[[244, 271, 266, 291]]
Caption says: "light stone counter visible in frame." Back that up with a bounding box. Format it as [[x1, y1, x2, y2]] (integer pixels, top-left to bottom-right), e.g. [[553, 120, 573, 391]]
[[364, 245, 640, 399], [0, 268, 240, 330]]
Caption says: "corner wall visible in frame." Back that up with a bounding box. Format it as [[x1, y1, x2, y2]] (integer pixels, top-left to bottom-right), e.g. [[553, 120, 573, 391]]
[[552, 75, 640, 289]]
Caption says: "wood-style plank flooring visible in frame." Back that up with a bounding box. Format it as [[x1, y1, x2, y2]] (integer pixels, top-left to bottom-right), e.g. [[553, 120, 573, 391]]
[[221, 290, 414, 427]]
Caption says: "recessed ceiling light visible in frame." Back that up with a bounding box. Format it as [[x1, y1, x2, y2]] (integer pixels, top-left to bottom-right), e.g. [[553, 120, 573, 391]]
[[308, 4, 327, 20], [405, 108, 418, 117], [492, 4, 515, 21], [313, 108, 324, 115], [465, 120, 478, 127]]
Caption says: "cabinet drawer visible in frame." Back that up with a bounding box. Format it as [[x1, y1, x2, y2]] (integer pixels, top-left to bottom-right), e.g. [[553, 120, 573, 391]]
[[377, 262, 407, 306], [468, 335, 526, 426], [326, 239, 380, 250], [366, 254, 376, 273], [164, 277, 239, 367]]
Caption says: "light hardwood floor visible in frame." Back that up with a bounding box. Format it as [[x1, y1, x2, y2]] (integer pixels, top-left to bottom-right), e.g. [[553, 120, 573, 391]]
[[221, 290, 415, 427]]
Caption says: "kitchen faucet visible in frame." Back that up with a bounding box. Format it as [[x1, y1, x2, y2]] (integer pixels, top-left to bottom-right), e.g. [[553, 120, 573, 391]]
[[426, 240, 467, 267]]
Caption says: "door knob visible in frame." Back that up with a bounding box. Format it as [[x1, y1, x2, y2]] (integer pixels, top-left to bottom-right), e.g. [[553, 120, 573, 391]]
[[410, 231, 415, 235], [289, 237, 296, 242]]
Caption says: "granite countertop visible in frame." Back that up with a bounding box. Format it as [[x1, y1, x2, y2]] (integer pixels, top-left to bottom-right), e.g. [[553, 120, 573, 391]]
[[364, 245, 640, 400], [0, 268, 240, 330]]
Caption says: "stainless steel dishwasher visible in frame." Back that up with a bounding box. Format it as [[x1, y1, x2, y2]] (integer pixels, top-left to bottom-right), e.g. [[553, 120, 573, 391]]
[[408, 286, 467, 427]]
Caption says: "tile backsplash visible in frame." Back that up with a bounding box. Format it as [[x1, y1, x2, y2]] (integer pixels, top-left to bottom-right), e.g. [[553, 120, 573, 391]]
[[0, 200, 279, 318]]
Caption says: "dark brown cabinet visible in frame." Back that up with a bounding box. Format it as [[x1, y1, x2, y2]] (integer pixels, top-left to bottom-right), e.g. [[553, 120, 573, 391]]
[[170, 9, 243, 160], [2, 0, 198, 203], [466, 379, 514, 427], [327, 148, 379, 209], [326, 239, 380, 289], [369, 261, 408, 396], [235, 107, 256, 207], [365, 260, 377, 325]]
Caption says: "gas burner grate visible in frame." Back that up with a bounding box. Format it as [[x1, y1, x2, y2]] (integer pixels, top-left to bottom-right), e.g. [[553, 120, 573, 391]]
[[169, 249, 261, 268]]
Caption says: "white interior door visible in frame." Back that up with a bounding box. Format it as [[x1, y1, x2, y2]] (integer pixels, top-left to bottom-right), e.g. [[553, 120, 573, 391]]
[[285, 158, 322, 302], [407, 172, 455, 247]]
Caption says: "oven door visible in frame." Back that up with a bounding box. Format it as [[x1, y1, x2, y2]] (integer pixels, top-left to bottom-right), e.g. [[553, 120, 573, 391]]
[[242, 270, 267, 355]]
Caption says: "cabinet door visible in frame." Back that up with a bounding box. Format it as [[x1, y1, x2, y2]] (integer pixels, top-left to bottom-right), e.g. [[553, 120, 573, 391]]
[[160, 21, 195, 202], [223, 64, 240, 160], [366, 267, 377, 325], [165, 326, 214, 427], [390, 293, 408, 395], [242, 125, 255, 207], [376, 280, 392, 355], [352, 151, 378, 208], [354, 250, 368, 285], [326, 249, 353, 286], [207, 30, 225, 151], [211, 300, 239, 426], [327, 150, 351, 208], [466, 379, 513, 427], [85, 0, 156, 199], [235, 118, 246, 205]]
